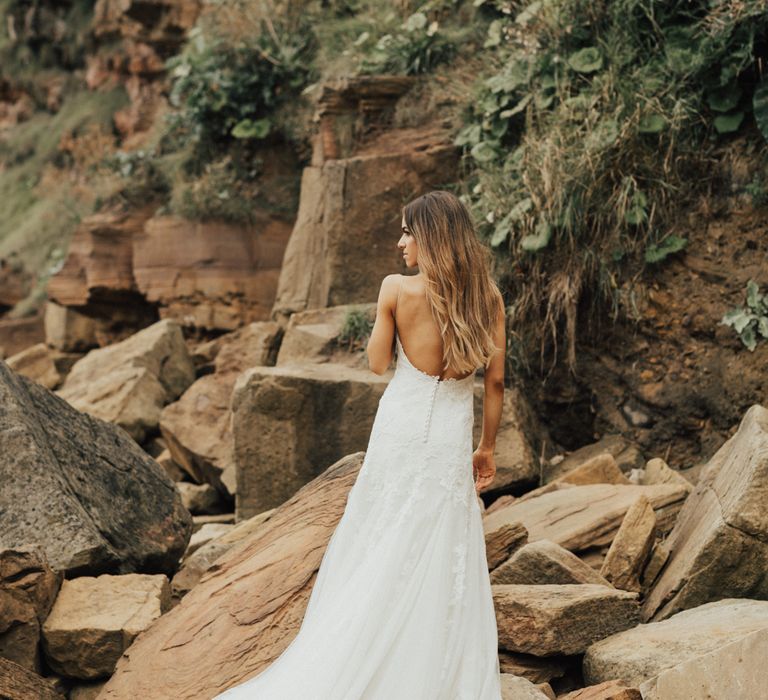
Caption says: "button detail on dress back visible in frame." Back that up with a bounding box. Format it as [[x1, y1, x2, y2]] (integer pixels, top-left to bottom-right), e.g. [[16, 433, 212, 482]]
[[423, 377, 439, 442]]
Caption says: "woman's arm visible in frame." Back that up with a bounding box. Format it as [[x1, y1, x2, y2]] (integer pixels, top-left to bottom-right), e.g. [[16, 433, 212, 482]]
[[366, 274, 400, 375], [474, 292, 506, 491]]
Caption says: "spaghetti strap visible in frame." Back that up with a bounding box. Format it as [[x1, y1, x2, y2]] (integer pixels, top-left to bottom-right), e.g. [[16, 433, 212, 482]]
[[393, 274, 403, 325]]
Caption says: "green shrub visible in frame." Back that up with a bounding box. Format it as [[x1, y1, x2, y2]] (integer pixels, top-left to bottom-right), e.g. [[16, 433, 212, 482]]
[[166, 22, 314, 148], [720, 279, 768, 351], [338, 308, 374, 350], [455, 0, 768, 369]]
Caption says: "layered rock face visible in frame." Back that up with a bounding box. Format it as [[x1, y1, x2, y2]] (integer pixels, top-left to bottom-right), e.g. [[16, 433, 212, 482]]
[[97, 453, 364, 700], [0, 361, 192, 576], [644, 404, 768, 620]]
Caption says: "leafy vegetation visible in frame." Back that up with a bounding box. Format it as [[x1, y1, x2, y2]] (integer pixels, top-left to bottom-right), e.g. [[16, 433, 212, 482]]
[[454, 0, 768, 370], [339, 307, 374, 351], [721, 279, 768, 351]]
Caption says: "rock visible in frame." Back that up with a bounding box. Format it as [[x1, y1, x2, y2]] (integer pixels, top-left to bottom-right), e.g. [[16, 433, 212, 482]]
[[0, 256, 33, 309], [555, 453, 630, 486], [640, 540, 670, 590], [133, 215, 293, 331], [485, 521, 529, 570], [159, 323, 281, 495], [172, 508, 276, 597], [493, 584, 640, 656], [41, 573, 171, 680], [192, 513, 234, 531], [44, 302, 100, 352], [639, 457, 693, 491], [558, 680, 641, 699], [272, 127, 459, 321], [639, 627, 768, 700], [583, 598, 768, 687], [600, 496, 656, 592], [155, 448, 186, 481], [0, 314, 44, 359], [0, 656, 65, 699], [500, 673, 551, 699], [276, 304, 376, 367], [644, 404, 768, 620], [97, 453, 364, 699], [543, 436, 644, 483], [6, 342, 62, 389], [184, 523, 233, 558], [176, 482, 226, 515], [483, 484, 687, 554], [58, 319, 195, 442], [491, 540, 612, 587], [232, 364, 390, 517], [498, 651, 575, 685], [0, 361, 192, 576], [68, 680, 108, 700], [0, 545, 62, 672]]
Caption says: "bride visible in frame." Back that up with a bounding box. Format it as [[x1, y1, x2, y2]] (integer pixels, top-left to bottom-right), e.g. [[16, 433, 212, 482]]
[[213, 190, 506, 699]]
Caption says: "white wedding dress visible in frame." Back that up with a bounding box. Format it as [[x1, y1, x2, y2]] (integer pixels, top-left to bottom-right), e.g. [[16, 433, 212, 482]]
[[213, 329, 502, 699]]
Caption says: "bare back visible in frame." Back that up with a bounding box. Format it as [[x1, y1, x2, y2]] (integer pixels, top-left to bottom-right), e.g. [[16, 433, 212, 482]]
[[393, 274, 476, 382]]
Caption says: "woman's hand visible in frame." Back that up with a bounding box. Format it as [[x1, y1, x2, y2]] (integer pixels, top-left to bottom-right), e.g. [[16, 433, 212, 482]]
[[472, 446, 496, 493]]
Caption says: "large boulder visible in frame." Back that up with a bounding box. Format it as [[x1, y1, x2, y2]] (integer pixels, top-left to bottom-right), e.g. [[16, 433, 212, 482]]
[[644, 404, 768, 620], [57, 319, 195, 442], [583, 598, 768, 687], [98, 452, 364, 699], [493, 584, 640, 656], [483, 483, 688, 554], [159, 321, 281, 495], [639, 626, 768, 700], [491, 540, 612, 587], [41, 573, 171, 680], [0, 546, 62, 672], [500, 673, 551, 700], [232, 365, 390, 518], [0, 361, 192, 576]]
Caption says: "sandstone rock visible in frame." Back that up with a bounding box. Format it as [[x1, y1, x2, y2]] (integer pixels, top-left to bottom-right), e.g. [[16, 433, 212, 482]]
[[543, 436, 644, 483], [159, 322, 281, 494], [276, 304, 376, 367], [559, 680, 641, 699], [172, 508, 276, 597], [6, 342, 62, 388], [500, 673, 551, 699], [58, 319, 195, 442], [192, 513, 234, 531], [583, 598, 768, 686], [0, 256, 32, 309], [639, 457, 693, 491], [272, 134, 459, 320], [133, 215, 293, 331], [498, 651, 574, 684], [640, 540, 670, 590], [644, 404, 768, 620], [491, 540, 612, 587], [0, 656, 64, 699], [0, 545, 62, 672], [639, 626, 768, 700], [0, 361, 192, 576], [483, 484, 687, 555], [44, 302, 100, 352], [184, 523, 233, 558], [155, 448, 186, 481], [69, 680, 108, 700], [232, 364, 390, 517], [485, 521, 529, 570], [41, 573, 171, 679], [98, 453, 364, 699], [600, 496, 656, 592], [493, 584, 640, 656], [0, 314, 44, 358], [556, 453, 630, 486], [176, 482, 225, 515]]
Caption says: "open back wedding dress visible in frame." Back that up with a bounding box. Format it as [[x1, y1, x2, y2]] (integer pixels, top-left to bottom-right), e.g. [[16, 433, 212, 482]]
[[213, 282, 503, 699]]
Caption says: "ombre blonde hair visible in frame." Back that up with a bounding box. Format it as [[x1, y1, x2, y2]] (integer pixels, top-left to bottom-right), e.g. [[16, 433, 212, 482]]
[[402, 190, 504, 375]]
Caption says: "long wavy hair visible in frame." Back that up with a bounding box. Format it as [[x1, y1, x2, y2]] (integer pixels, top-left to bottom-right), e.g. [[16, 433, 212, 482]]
[[402, 190, 504, 375]]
